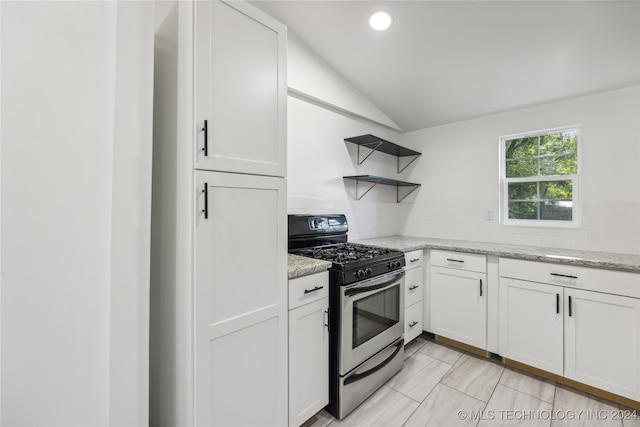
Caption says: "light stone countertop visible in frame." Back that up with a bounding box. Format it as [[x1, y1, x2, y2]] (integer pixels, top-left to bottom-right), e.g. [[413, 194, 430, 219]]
[[287, 254, 331, 280], [351, 235, 640, 273]]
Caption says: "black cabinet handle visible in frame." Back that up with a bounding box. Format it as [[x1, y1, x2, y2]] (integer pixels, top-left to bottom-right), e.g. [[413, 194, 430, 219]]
[[324, 309, 329, 329], [201, 120, 208, 156], [304, 286, 323, 294], [551, 272, 578, 279], [408, 285, 419, 291], [202, 183, 208, 219], [410, 258, 420, 263], [479, 279, 483, 296], [568, 295, 573, 317], [556, 293, 560, 314], [409, 321, 418, 328], [446, 258, 465, 263]]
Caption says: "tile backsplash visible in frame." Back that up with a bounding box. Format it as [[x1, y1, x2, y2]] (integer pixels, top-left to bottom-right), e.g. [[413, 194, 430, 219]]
[[398, 201, 640, 255], [288, 196, 399, 241]]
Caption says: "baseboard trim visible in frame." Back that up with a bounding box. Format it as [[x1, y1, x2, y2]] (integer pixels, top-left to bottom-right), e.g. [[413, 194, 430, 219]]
[[503, 358, 640, 411], [435, 335, 490, 358], [430, 335, 640, 410]]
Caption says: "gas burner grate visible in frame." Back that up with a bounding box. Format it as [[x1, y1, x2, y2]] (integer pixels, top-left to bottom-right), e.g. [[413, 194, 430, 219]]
[[291, 243, 393, 264]]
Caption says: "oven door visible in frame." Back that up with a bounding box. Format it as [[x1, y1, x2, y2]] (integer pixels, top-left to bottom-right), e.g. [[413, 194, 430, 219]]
[[340, 270, 404, 375]]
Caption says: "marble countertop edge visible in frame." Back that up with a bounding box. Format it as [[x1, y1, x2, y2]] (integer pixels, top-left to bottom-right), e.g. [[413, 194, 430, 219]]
[[287, 236, 640, 279], [287, 254, 332, 280], [351, 235, 640, 273]]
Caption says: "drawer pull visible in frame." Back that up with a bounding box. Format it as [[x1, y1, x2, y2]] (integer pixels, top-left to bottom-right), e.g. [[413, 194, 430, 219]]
[[410, 258, 420, 263], [446, 258, 465, 263], [408, 285, 419, 291], [550, 273, 578, 279], [304, 286, 324, 294], [409, 321, 419, 328]]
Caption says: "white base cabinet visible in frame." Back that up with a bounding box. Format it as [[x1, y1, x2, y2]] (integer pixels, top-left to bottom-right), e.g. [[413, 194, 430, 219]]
[[499, 258, 640, 402], [288, 272, 329, 427], [499, 278, 564, 376], [404, 250, 424, 342], [564, 288, 640, 400], [430, 250, 487, 350]]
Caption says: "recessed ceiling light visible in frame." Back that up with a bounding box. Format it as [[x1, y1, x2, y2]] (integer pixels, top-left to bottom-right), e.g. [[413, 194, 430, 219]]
[[369, 11, 393, 31]]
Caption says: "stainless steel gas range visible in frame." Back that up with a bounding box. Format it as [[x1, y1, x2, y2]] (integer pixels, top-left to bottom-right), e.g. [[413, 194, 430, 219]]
[[288, 214, 405, 419]]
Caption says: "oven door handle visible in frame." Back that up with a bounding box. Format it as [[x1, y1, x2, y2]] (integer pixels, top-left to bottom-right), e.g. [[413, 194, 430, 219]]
[[343, 338, 404, 385], [344, 271, 404, 297]]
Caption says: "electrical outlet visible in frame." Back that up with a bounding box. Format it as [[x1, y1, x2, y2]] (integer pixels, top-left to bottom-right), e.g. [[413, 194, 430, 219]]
[[484, 209, 494, 220]]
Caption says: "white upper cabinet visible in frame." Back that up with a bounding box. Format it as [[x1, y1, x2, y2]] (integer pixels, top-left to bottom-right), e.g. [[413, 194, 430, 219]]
[[151, 2, 288, 425], [195, 0, 287, 177]]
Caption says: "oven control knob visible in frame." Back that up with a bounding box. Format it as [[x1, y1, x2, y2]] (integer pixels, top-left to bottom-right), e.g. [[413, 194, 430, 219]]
[[356, 269, 366, 278], [364, 268, 372, 276], [388, 260, 401, 269]]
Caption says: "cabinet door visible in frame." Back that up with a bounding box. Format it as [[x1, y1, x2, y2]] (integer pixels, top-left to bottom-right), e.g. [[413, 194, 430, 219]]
[[565, 288, 640, 401], [405, 301, 423, 343], [195, 0, 286, 176], [430, 266, 487, 349], [405, 266, 423, 308], [289, 298, 329, 427], [499, 278, 563, 376], [194, 171, 287, 426]]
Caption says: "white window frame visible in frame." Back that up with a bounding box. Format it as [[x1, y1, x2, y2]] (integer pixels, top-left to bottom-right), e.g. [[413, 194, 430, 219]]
[[499, 126, 581, 228]]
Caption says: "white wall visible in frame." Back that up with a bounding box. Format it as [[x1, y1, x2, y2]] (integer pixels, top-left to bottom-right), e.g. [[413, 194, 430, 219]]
[[288, 95, 409, 239], [285, 25, 639, 253], [287, 35, 401, 131], [399, 86, 640, 255], [1, 1, 153, 425], [110, 2, 154, 425], [286, 29, 418, 238]]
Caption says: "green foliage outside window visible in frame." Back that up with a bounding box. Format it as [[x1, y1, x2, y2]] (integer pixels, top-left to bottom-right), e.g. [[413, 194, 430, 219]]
[[503, 130, 578, 221]]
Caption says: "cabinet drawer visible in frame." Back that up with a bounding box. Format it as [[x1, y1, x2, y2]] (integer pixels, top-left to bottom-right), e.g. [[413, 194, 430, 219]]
[[405, 268, 423, 307], [289, 272, 329, 310], [431, 250, 486, 273], [499, 258, 640, 299], [405, 301, 423, 342], [404, 249, 423, 269]]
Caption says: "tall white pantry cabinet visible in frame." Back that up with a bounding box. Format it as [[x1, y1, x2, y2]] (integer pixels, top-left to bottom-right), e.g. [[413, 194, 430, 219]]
[[150, 1, 288, 426]]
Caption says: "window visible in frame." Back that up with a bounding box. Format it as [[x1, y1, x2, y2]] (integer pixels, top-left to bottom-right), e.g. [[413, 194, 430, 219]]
[[500, 127, 580, 227]]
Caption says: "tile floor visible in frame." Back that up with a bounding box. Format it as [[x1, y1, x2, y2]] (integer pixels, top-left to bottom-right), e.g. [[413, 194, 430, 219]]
[[304, 336, 640, 427]]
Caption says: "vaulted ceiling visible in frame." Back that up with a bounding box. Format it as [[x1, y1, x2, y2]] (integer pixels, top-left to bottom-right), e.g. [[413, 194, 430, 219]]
[[256, 1, 640, 132]]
